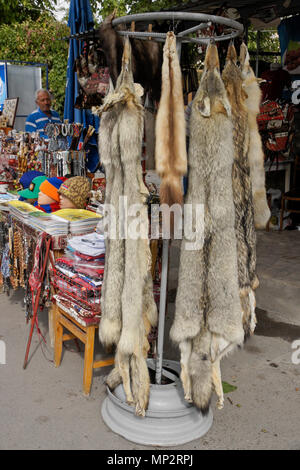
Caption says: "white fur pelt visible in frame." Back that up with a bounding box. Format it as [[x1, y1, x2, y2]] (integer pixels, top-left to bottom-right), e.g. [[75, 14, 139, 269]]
[[94, 39, 157, 416], [155, 31, 187, 206], [222, 44, 257, 338], [240, 43, 271, 230], [170, 44, 244, 413]]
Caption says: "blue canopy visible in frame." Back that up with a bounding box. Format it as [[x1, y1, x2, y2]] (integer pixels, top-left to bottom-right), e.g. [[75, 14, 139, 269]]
[[63, 0, 100, 172]]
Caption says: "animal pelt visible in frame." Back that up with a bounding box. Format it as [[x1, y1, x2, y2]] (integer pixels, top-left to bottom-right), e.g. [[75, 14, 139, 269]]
[[155, 31, 187, 207], [98, 79, 124, 349], [170, 44, 244, 413], [95, 38, 158, 417], [240, 43, 271, 230], [222, 43, 257, 337], [96, 13, 162, 102]]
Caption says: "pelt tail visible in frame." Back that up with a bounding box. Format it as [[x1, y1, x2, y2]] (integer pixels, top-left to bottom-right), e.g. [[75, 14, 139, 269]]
[[253, 190, 271, 229], [189, 330, 213, 414], [159, 173, 183, 207]]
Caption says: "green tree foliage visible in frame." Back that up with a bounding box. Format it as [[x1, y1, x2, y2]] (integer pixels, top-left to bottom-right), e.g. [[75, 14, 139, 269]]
[[0, 0, 281, 121], [248, 28, 280, 63], [0, 14, 69, 116], [0, 0, 58, 25], [90, 0, 189, 21]]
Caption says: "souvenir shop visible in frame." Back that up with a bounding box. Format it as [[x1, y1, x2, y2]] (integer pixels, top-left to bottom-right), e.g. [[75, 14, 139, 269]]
[[0, 3, 299, 446]]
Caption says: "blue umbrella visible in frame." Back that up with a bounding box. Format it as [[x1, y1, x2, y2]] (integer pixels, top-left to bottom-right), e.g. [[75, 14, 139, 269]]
[[64, 0, 100, 171]]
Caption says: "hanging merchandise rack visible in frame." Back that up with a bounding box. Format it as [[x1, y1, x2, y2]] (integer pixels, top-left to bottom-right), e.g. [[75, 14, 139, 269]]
[[66, 11, 243, 44], [73, 11, 244, 446]]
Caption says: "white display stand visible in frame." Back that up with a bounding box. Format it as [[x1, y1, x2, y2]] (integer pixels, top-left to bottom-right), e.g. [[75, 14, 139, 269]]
[[101, 240, 213, 446]]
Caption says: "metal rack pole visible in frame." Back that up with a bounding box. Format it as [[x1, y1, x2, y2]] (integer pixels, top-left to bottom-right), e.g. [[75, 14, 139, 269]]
[[155, 239, 169, 385]]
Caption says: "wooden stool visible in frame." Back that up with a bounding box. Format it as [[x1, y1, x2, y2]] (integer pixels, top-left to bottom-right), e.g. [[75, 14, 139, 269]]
[[54, 304, 114, 395]]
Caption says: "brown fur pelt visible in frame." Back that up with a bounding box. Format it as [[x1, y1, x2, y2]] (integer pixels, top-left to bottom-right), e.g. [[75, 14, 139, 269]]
[[240, 43, 271, 230], [222, 43, 257, 337], [170, 44, 244, 413], [96, 13, 162, 102], [155, 31, 187, 207], [94, 38, 158, 417]]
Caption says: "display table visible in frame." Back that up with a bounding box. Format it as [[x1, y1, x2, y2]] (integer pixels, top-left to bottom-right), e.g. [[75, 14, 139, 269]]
[[54, 298, 114, 395]]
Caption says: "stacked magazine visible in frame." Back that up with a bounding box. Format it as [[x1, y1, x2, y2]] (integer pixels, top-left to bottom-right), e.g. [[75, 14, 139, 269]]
[[6, 200, 41, 221], [0, 193, 19, 211], [6, 201, 69, 235], [51, 209, 102, 234], [27, 211, 69, 235], [6, 203, 102, 236]]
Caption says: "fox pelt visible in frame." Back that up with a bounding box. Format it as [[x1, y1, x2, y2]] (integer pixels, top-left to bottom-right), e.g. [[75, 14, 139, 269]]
[[170, 44, 244, 413], [240, 42, 271, 230], [95, 38, 158, 417], [155, 31, 187, 207], [222, 43, 257, 337], [97, 78, 124, 349]]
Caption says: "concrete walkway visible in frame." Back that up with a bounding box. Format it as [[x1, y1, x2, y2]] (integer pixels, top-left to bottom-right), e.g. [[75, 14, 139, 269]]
[[0, 231, 300, 450]]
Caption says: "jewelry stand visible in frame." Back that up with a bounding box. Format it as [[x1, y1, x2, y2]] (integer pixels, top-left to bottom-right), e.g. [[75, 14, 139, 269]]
[[98, 11, 243, 446]]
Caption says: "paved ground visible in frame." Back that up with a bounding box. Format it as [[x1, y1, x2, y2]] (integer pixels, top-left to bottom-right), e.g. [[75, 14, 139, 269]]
[[0, 231, 300, 450]]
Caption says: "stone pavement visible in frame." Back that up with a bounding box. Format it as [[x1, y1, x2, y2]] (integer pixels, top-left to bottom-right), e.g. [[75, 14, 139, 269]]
[[0, 230, 300, 450]]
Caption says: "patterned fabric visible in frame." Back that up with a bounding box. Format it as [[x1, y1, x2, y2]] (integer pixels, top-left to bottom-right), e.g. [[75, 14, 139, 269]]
[[25, 107, 61, 139], [1, 244, 10, 278], [54, 295, 100, 325], [29, 233, 48, 292], [257, 101, 284, 131]]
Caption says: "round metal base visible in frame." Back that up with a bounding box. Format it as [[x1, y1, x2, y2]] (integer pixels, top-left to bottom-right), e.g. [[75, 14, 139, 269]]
[[101, 359, 213, 447]]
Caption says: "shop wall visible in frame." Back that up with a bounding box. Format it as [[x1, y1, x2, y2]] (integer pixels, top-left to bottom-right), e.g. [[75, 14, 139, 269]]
[[6, 64, 42, 131]]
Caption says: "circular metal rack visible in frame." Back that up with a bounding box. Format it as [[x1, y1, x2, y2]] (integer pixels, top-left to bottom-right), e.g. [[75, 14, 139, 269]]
[[112, 11, 244, 45]]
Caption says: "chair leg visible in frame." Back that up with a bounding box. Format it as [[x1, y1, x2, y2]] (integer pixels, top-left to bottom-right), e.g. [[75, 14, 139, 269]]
[[54, 319, 63, 367], [83, 326, 95, 396], [280, 196, 285, 231]]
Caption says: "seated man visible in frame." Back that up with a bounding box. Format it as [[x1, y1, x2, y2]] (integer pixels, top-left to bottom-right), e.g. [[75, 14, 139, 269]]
[[25, 89, 61, 139]]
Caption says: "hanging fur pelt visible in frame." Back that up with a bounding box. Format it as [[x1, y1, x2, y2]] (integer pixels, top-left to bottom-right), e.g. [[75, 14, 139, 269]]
[[97, 79, 124, 349], [155, 31, 187, 206], [94, 39, 158, 417], [170, 43, 244, 413], [222, 43, 257, 338], [240, 43, 271, 230], [97, 13, 162, 102]]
